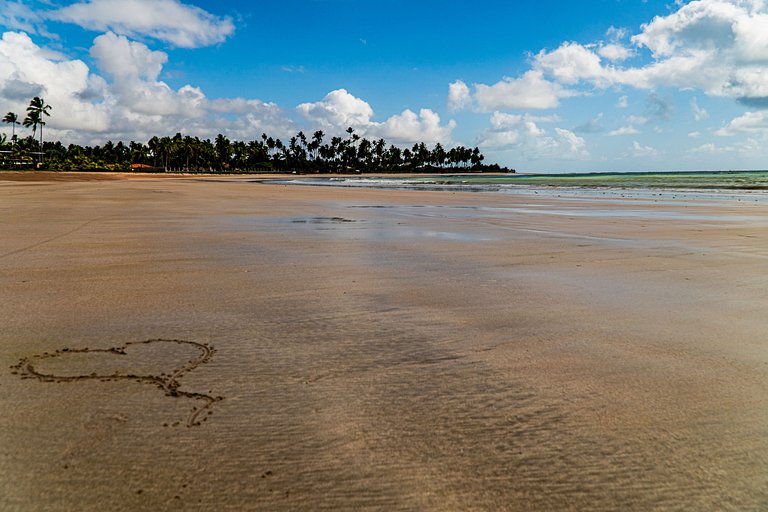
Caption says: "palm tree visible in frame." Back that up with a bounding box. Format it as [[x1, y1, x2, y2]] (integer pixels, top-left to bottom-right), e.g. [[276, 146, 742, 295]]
[[214, 134, 231, 171], [309, 130, 324, 162], [26, 97, 52, 161], [432, 143, 446, 169], [3, 112, 20, 144], [470, 147, 484, 168], [148, 136, 172, 172], [23, 110, 40, 141], [147, 136, 160, 167]]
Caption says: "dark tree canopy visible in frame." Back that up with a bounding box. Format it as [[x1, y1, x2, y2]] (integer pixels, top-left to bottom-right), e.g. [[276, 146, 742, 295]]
[[1, 130, 509, 173]]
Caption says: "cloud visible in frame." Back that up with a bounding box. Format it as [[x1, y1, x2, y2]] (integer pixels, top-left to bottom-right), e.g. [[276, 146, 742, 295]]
[[297, 89, 375, 130], [448, 80, 471, 112], [0, 30, 296, 144], [90, 32, 203, 117], [535, 42, 612, 86], [0, 29, 454, 148], [49, 0, 234, 48], [627, 0, 768, 100], [372, 108, 456, 145], [0, 1, 44, 34], [608, 126, 640, 136], [737, 97, 768, 109], [1, 77, 44, 100], [715, 110, 768, 136], [473, 70, 574, 111], [86, 32, 295, 140], [646, 93, 673, 121], [91, 31, 167, 82], [616, 95, 629, 108], [573, 113, 604, 134], [627, 141, 659, 157], [597, 43, 634, 61], [631, 0, 743, 58], [297, 88, 455, 144], [626, 115, 649, 125], [687, 138, 766, 157], [0, 31, 110, 133], [689, 143, 735, 154], [606, 26, 629, 41], [690, 97, 709, 121], [479, 112, 589, 160], [457, 1, 768, 112]]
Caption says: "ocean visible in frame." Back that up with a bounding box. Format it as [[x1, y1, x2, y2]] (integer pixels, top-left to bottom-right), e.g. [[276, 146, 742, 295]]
[[271, 170, 768, 203]]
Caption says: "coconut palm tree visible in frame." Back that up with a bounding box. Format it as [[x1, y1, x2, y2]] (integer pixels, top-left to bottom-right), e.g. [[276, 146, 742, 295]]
[[23, 110, 40, 141], [214, 134, 231, 170], [3, 112, 20, 144], [26, 97, 52, 161], [309, 130, 324, 162]]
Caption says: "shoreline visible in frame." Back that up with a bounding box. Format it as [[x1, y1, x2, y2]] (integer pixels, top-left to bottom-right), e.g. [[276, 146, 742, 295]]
[[5, 170, 768, 203]]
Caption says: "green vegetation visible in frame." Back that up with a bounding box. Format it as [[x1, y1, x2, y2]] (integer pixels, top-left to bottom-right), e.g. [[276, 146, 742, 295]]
[[2, 98, 509, 174]]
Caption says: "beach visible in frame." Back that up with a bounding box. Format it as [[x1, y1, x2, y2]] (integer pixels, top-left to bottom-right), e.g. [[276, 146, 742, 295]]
[[2, 172, 768, 510]]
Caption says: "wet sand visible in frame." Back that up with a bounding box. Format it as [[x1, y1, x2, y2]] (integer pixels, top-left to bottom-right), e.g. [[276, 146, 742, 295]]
[[2, 173, 768, 511]]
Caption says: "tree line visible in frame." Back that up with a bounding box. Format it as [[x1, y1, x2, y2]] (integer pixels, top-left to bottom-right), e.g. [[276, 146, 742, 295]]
[[3, 99, 510, 174]]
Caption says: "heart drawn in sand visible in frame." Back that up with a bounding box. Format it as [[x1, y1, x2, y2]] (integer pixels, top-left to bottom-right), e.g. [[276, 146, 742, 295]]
[[11, 339, 223, 427]]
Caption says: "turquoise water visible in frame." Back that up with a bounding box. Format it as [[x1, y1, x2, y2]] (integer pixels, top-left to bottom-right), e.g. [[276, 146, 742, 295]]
[[271, 170, 768, 202], [428, 170, 768, 190]]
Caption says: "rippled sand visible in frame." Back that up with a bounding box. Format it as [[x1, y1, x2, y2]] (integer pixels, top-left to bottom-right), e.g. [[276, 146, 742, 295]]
[[2, 173, 768, 511]]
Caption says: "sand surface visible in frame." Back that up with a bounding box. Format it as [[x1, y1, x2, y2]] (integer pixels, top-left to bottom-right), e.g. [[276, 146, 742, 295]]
[[2, 173, 768, 511]]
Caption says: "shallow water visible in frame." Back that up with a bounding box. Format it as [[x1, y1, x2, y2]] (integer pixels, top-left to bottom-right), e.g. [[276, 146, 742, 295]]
[[271, 170, 768, 203]]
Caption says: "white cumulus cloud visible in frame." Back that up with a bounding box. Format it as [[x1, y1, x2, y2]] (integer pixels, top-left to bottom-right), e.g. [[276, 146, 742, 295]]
[[448, 80, 471, 112], [479, 112, 589, 160], [473, 70, 574, 111], [91, 32, 205, 117], [597, 43, 634, 61], [297, 88, 455, 144], [535, 42, 611, 86], [372, 108, 456, 145], [715, 110, 768, 136], [91, 31, 166, 82], [49, 0, 234, 48], [296, 89, 375, 130]]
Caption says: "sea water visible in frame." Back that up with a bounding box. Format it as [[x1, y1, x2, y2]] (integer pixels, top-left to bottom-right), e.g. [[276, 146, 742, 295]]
[[269, 170, 768, 203]]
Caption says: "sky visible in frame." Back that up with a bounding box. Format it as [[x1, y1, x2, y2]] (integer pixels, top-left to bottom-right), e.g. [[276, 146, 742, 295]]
[[2, 0, 768, 172]]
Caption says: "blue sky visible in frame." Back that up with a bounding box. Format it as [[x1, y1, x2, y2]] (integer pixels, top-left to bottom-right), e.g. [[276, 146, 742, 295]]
[[2, 0, 768, 172]]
